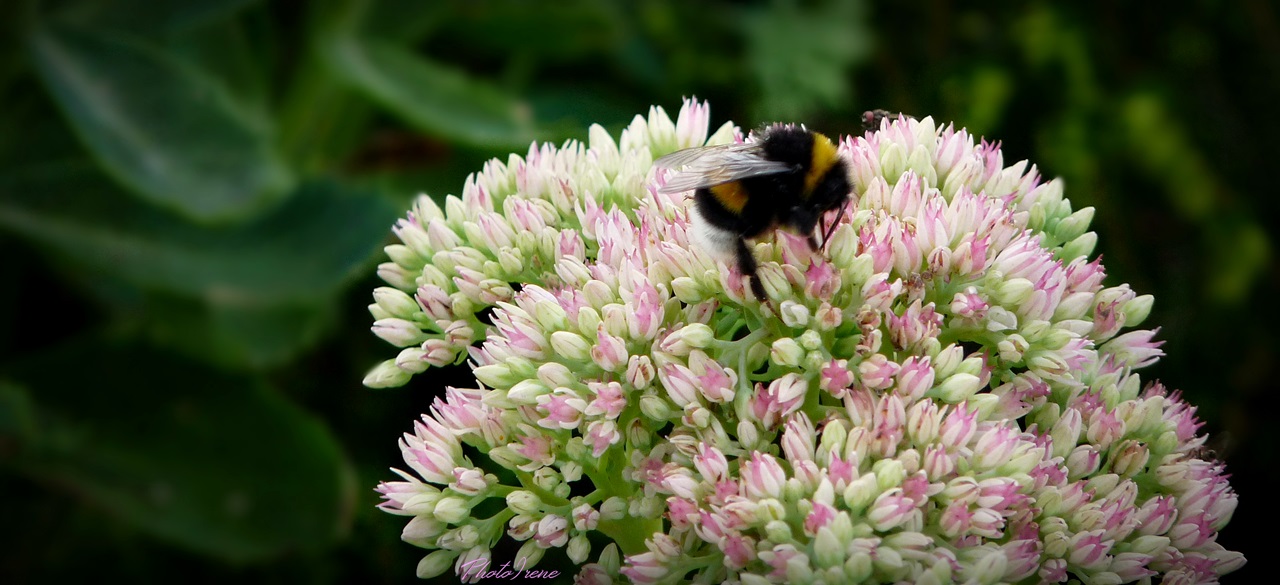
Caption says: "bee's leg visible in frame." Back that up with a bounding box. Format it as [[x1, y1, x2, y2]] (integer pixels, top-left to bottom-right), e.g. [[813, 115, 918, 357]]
[[735, 237, 766, 300]]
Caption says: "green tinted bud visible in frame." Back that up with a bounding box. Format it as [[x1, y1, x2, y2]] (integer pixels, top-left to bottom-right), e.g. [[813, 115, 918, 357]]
[[1061, 232, 1098, 261], [671, 277, 703, 303], [676, 323, 714, 348], [516, 540, 544, 569], [639, 393, 672, 421], [416, 550, 458, 579], [1055, 206, 1095, 241], [473, 363, 518, 389], [995, 278, 1035, 306], [373, 287, 421, 319], [1123, 294, 1155, 327], [550, 331, 592, 361], [600, 497, 627, 520], [934, 373, 982, 402], [873, 459, 906, 490], [364, 359, 412, 388], [765, 520, 793, 543], [771, 338, 805, 367]]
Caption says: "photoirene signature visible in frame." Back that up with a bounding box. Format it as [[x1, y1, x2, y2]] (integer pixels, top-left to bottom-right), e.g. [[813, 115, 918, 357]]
[[459, 557, 562, 581]]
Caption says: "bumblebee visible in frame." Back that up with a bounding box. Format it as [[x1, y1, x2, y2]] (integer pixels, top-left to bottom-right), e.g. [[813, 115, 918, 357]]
[[654, 124, 852, 300]]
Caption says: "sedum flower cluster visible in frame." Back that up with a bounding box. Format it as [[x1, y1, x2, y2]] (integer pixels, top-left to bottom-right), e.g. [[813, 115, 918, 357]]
[[367, 99, 1243, 584]]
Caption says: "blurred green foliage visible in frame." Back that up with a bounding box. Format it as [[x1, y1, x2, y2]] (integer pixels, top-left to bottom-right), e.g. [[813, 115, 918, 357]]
[[0, 0, 1273, 582]]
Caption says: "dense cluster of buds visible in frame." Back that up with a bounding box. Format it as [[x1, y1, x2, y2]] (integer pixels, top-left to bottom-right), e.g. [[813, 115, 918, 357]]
[[367, 99, 1243, 584]]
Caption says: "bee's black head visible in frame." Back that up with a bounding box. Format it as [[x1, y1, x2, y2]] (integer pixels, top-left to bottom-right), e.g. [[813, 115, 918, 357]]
[[758, 124, 814, 169]]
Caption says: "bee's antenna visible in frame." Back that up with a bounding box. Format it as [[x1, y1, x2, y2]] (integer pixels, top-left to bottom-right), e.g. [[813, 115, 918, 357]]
[[819, 199, 850, 252]]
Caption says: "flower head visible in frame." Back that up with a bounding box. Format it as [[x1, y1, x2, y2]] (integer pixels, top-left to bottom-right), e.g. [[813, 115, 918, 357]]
[[369, 99, 1242, 583]]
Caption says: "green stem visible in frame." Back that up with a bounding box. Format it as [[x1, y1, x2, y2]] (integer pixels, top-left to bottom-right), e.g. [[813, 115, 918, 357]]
[[596, 517, 663, 556]]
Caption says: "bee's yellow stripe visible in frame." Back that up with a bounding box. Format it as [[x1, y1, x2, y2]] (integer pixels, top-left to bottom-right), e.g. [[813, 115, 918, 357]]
[[804, 132, 840, 196], [710, 182, 749, 213]]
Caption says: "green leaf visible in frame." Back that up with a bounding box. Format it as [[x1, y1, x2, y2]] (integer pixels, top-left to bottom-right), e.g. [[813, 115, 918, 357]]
[[0, 162, 399, 302], [108, 285, 341, 371], [323, 34, 537, 148], [27, 21, 294, 222], [1, 340, 355, 562]]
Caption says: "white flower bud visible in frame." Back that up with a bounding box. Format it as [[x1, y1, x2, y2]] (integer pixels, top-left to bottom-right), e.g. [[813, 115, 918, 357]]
[[779, 300, 811, 327]]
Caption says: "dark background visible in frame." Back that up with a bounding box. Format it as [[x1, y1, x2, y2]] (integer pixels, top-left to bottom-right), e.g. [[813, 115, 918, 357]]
[[1, 0, 1274, 583]]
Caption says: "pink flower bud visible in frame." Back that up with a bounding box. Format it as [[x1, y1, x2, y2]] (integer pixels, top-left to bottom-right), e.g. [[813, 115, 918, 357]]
[[721, 532, 757, 569], [572, 503, 600, 531], [1067, 530, 1112, 570], [1085, 408, 1126, 449], [626, 282, 665, 341], [535, 390, 587, 430], [973, 424, 1020, 471], [689, 350, 737, 403], [658, 363, 701, 408], [741, 452, 787, 500], [858, 354, 901, 390], [922, 445, 955, 480], [782, 414, 817, 463], [804, 501, 837, 535], [590, 328, 628, 371], [619, 552, 667, 584], [820, 359, 855, 397], [584, 381, 626, 419], [895, 356, 935, 401], [1066, 445, 1101, 479], [868, 489, 916, 531], [938, 404, 979, 449], [372, 318, 429, 347], [626, 354, 655, 389], [584, 420, 621, 457], [694, 445, 730, 483], [1101, 329, 1165, 368]]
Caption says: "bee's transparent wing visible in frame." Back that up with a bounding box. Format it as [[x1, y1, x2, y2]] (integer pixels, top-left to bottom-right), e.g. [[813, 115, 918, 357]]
[[654, 143, 794, 193]]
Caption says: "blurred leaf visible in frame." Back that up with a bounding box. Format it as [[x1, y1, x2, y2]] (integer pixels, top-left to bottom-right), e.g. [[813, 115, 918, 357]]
[[0, 74, 86, 170], [1121, 93, 1215, 218], [38, 0, 259, 34], [0, 163, 399, 302], [0, 380, 36, 437], [1207, 221, 1269, 303], [1, 340, 354, 563], [322, 34, 537, 148], [27, 21, 294, 222], [963, 66, 1013, 135], [527, 86, 643, 139], [165, 17, 273, 116], [113, 287, 341, 371], [352, 0, 452, 44], [414, 0, 621, 62], [743, 0, 871, 122]]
